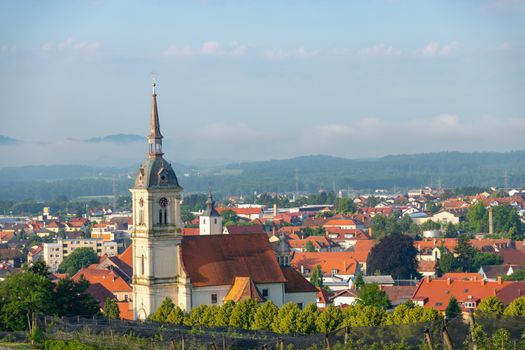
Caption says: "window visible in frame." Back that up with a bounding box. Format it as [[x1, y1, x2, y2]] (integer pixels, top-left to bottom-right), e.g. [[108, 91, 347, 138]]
[[332, 269, 339, 274], [214, 218, 217, 224], [262, 289, 269, 297], [140, 255, 145, 276], [297, 303, 304, 310], [211, 294, 217, 304], [203, 218, 206, 224], [124, 295, 129, 301]]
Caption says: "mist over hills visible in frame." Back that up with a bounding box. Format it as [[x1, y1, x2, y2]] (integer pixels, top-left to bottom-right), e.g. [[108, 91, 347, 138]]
[[0, 151, 523, 201]]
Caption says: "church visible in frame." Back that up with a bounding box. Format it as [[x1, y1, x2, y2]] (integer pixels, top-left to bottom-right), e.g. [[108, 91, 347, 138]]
[[130, 83, 316, 320]]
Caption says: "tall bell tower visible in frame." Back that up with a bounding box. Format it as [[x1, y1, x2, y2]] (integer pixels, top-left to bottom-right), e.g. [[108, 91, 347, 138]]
[[130, 82, 184, 320]]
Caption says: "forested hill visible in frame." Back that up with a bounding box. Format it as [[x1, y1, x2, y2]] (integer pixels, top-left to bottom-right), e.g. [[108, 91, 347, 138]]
[[0, 151, 523, 201]]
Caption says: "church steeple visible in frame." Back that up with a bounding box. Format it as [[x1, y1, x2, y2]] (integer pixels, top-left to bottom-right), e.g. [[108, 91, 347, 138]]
[[148, 82, 163, 158]]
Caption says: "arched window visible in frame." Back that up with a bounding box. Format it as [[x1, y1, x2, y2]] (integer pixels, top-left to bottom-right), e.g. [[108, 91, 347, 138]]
[[159, 210, 163, 224], [140, 254, 145, 276], [164, 210, 167, 224], [214, 218, 217, 224]]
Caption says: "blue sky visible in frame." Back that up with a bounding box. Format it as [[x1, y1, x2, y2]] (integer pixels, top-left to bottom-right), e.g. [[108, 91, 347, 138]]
[[0, 0, 524, 167]]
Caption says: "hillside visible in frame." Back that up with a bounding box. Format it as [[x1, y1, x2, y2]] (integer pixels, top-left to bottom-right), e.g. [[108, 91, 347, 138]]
[[0, 151, 523, 201]]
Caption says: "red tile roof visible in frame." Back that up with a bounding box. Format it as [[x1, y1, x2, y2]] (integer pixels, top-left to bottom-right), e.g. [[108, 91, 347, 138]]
[[224, 224, 265, 235], [73, 268, 132, 293], [117, 301, 134, 320], [496, 281, 525, 305], [291, 252, 359, 275], [498, 248, 525, 265], [281, 266, 317, 293], [440, 273, 483, 281], [412, 276, 512, 311], [181, 233, 287, 287], [323, 219, 357, 227], [182, 227, 200, 236]]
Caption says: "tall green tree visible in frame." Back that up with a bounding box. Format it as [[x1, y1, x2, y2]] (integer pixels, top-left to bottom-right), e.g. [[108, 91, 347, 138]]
[[57, 247, 99, 276], [149, 297, 175, 322], [357, 283, 391, 310], [229, 299, 258, 329], [310, 265, 323, 288], [53, 277, 99, 317], [166, 306, 185, 325], [0, 272, 55, 331], [354, 272, 365, 290], [296, 303, 319, 334], [445, 297, 461, 319], [304, 241, 316, 252], [476, 296, 504, 317], [315, 304, 342, 333], [466, 201, 487, 233], [367, 232, 420, 279], [252, 301, 278, 330], [336, 197, 356, 214], [272, 302, 301, 334], [214, 301, 234, 327], [26, 260, 50, 277], [185, 304, 209, 326], [503, 297, 525, 316], [103, 299, 120, 319]]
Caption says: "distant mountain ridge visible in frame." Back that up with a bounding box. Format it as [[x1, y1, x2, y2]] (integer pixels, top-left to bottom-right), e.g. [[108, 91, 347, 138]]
[[0, 151, 523, 201], [85, 134, 144, 143], [0, 134, 19, 145]]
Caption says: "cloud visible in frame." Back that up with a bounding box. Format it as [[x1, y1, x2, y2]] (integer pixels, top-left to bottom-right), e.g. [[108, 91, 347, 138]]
[[40, 37, 101, 53], [415, 41, 460, 57], [358, 44, 401, 57], [163, 41, 249, 57], [499, 42, 512, 50], [263, 47, 319, 61]]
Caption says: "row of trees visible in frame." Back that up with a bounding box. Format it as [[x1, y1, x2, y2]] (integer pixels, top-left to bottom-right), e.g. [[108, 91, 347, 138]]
[[149, 298, 443, 334]]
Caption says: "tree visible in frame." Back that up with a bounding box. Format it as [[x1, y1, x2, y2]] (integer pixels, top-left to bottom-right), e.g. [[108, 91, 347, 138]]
[[315, 304, 342, 333], [503, 270, 525, 281], [149, 297, 175, 322], [492, 205, 524, 240], [354, 272, 365, 290], [453, 235, 478, 272], [200, 305, 219, 327], [214, 301, 234, 326], [476, 296, 504, 317], [0, 272, 55, 331], [220, 209, 239, 225], [103, 299, 120, 319], [272, 302, 301, 333], [370, 214, 400, 238], [53, 276, 99, 317], [252, 301, 278, 330], [304, 241, 316, 252], [166, 306, 185, 325], [357, 283, 391, 310], [57, 247, 99, 276], [296, 303, 319, 334], [185, 304, 208, 326], [336, 197, 356, 215], [466, 201, 487, 233], [26, 260, 50, 277], [341, 304, 385, 327], [310, 265, 323, 288], [367, 232, 419, 279], [503, 297, 525, 316], [445, 297, 461, 319], [229, 299, 257, 329]]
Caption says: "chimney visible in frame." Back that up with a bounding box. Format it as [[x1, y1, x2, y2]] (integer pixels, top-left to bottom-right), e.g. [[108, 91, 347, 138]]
[[497, 276, 502, 285], [480, 278, 485, 286], [273, 204, 277, 217], [344, 261, 347, 272], [489, 207, 494, 235], [368, 227, 372, 238], [301, 265, 304, 274], [447, 278, 451, 285], [425, 276, 430, 283]]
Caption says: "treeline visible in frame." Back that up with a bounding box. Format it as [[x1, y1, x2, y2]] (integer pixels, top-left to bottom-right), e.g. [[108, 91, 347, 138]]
[[149, 297, 442, 334]]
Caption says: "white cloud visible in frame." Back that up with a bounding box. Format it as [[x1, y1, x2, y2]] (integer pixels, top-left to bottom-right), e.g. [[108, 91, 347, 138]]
[[263, 47, 319, 61], [499, 42, 512, 50], [415, 41, 460, 57], [0, 45, 16, 54], [358, 44, 401, 57], [163, 41, 249, 57], [40, 38, 101, 53]]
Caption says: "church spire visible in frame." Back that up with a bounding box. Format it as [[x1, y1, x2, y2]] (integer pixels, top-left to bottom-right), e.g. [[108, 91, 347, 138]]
[[147, 81, 163, 158]]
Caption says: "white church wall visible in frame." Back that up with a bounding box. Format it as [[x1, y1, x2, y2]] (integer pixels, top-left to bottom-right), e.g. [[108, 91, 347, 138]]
[[191, 285, 231, 307], [284, 292, 317, 308], [256, 283, 285, 307]]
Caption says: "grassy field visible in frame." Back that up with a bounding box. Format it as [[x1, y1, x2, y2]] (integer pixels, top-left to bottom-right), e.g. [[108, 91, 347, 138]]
[[0, 343, 34, 349]]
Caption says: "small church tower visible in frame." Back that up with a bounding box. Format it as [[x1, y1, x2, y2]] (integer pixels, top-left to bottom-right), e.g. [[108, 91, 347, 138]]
[[199, 192, 222, 235], [130, 82, 186, 320]]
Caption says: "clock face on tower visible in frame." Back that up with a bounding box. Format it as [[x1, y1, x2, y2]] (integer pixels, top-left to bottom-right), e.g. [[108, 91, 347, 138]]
[[159, 197, 169, 208]]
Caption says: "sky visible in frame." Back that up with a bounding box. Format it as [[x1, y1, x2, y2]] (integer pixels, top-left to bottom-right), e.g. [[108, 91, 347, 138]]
[[0, 0, 524, 167]]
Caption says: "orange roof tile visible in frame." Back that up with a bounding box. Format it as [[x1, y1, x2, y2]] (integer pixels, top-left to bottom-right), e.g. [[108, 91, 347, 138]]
[[323, 219, 357, 227], [291, 252, 359, 275], [73, 268, 132, 293], [117, 301, 134, 320], [412, 277, 512, 311], [281, 266, 317, 293], [223, 277, 264, 302]]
